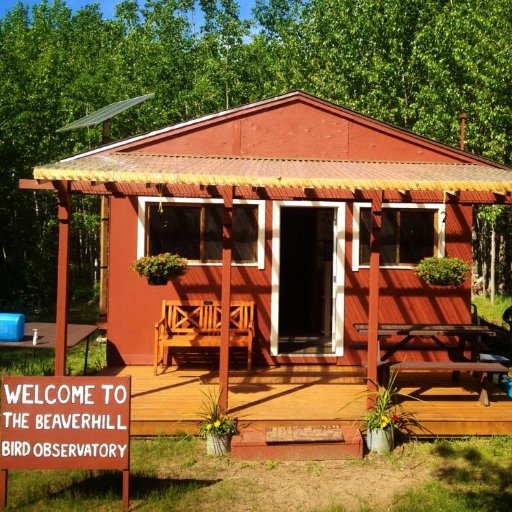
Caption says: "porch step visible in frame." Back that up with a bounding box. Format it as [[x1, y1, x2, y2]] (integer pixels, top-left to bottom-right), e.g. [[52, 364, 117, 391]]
[[231, 425, 363, 461]]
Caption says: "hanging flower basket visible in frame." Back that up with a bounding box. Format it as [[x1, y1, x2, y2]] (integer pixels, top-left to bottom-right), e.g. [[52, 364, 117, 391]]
[[415, 256, 470, 287], [130, 253, 187, 285], [146, 275, 170, 286]]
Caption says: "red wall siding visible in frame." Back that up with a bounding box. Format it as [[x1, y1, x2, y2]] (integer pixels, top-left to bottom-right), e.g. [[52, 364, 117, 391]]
[[238, 103, 349, 158], [107, 197, 273, 365], [133, 121, 239, 156], [123, 100, 472, 163], [346, 122, 464, 162], [107, 195, 473, 366]]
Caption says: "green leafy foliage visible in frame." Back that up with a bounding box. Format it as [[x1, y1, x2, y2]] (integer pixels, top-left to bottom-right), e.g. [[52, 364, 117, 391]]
[[198, 387, 238, 437], [416, 257, 471, 287], [2, 0, 512, 314], [471, 295, 512, 329], [345, 371, 420, 433], [130, 253, 187, 281]]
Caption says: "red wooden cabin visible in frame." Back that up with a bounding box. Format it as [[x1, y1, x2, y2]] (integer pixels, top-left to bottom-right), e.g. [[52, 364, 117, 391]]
[[22, 92, 512, 394]]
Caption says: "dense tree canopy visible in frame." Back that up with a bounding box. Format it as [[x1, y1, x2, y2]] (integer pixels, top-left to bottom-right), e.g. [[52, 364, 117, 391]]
[[1, 0, 511, 315]]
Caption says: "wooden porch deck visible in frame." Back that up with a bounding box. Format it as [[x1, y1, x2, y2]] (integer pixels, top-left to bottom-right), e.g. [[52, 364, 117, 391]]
[[101, 365, 512, 437]]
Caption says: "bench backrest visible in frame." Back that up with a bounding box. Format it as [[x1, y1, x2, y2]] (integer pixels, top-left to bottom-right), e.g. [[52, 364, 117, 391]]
[[162, 300, 254, 334]]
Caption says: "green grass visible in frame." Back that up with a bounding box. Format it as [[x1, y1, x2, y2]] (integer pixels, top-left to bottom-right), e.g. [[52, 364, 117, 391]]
[[1, 297, 511, 510], [3, 436, 249, 512], [472, 295, 512, 329], [392, 437, 512, 512], [2, 436, 512, 511], [0, 336, 106, 377]]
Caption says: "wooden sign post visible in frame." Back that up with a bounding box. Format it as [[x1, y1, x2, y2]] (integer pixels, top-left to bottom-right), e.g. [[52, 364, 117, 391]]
[[0, 376, 131, 511]]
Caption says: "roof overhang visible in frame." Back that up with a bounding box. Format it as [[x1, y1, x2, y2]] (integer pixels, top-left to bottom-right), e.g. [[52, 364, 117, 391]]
[[29, 153, 512, 198]]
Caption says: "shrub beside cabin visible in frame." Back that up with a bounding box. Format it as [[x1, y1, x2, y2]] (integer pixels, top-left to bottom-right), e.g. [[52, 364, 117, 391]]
[[22, 91, 512, 376]]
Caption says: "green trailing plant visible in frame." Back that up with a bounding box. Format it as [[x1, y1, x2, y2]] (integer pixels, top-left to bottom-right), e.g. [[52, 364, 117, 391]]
[[415, 256, 471, 287], [130, 253, 187, 282], [198, 387, 238, 438]]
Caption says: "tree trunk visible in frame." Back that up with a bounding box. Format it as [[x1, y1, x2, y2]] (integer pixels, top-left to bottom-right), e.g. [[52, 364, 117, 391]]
[[490, 226, 496, 304]]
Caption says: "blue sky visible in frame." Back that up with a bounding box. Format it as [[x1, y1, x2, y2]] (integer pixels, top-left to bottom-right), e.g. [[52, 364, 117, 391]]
[[0, 1, 256, 21]]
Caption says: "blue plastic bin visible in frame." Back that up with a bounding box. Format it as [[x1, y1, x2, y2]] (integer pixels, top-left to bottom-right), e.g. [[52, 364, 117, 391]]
[[0, 313, 25, 341]]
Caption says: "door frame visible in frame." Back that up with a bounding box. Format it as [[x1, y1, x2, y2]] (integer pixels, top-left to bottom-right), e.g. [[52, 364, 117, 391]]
[[270, 201, 346, 357]]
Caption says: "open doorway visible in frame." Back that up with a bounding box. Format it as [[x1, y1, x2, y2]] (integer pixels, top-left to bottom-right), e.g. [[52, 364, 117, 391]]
[[278, 207, 335, 354]]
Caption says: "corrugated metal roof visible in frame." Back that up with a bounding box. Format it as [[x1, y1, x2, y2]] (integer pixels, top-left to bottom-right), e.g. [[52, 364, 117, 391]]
[[34, 153, 512, 192]]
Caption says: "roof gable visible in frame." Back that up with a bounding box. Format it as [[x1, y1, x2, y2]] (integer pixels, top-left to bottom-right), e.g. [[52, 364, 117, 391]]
[[64, 91, 503, 168]]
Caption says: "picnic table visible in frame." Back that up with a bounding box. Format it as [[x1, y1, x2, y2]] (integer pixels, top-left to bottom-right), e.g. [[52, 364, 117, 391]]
[[0, 322, 99, 374], [355, 323, 508, 406], [354, 323, 496, 362]]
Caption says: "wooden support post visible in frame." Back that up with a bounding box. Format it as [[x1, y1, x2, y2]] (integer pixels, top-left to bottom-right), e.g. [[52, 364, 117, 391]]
[[219, 186, 234, 412], [0, 469, 7, 512], [122, 469, 130, 512], [99, 119, 111, 323], [55, 180, 71, 377], [367, 190, 383, 395], [99, 196, 109, 321]]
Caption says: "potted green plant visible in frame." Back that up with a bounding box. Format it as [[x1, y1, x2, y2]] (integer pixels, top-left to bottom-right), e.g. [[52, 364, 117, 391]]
[[344, 371, 420, 454], [130, 253, 187, 285], [415, 256, 470, 287], [198, 388, 238, 456]]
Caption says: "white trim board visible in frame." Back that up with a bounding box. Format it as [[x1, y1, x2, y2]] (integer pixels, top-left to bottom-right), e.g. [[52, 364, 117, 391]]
[[136, 197, 266, 269], [352, 202, 446, 271]]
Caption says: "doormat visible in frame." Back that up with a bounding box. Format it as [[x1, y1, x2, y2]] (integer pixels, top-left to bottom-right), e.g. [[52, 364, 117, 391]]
[[265, 425, 344, 444]]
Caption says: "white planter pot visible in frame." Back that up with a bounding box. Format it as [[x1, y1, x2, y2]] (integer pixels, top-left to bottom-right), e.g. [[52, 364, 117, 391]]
[[366, 428, 394, 453], [205, 433, 231, 456]]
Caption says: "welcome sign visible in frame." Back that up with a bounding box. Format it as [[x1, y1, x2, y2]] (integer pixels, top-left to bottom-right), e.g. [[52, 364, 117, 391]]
[[0, 376, 131, 471]]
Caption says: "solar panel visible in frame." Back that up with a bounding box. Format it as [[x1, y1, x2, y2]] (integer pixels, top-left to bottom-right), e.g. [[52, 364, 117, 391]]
[[56, 93, 154, 133]]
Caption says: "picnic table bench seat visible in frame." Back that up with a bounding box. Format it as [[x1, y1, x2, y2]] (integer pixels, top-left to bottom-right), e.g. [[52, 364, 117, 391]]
[[371, 360, 509, 406], [153, 300, 254, 375]]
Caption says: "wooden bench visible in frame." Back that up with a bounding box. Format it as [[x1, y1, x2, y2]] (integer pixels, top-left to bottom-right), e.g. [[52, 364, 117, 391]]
[[153, 300, 254, 375], [383, 361, 509, 406]]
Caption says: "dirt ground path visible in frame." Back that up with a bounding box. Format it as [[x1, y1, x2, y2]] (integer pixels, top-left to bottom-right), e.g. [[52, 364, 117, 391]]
[[169, 442, 433, 512]]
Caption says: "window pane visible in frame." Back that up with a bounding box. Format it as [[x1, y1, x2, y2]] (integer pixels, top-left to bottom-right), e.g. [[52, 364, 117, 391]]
[[148, 205, 200, 259], [203, 206, 223, 261], [359, 208, 436, 266], [359, 209, 371, 265], [148, 203, 259, 264], [399, 211, 435, 263], [233, 206, 258, 262], [380, 210, 398, 265], [359, 208, 398, 264]]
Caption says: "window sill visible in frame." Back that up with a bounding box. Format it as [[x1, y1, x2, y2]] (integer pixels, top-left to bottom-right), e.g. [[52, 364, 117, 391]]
[[187, 261, 260, 268], [356, 265, 415, 270]]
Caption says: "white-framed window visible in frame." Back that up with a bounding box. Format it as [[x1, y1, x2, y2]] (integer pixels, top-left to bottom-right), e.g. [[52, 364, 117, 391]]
[[352, 202, 446, 271], [137, 197, 266, 269]]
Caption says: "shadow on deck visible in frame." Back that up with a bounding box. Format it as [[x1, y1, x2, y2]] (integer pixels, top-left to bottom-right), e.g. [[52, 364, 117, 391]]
[[100, 365, 512, 437]]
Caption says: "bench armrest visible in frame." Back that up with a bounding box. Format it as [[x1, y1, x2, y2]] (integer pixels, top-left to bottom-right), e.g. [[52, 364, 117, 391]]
[[155, 316, 168, 336]]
